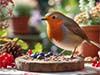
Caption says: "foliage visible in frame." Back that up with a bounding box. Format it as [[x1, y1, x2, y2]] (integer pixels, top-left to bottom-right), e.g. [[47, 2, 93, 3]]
[[13, 38, 28, 50], [32, 43, 43, 54], [57, 0, 80, 15], [13, 4, 33, 17], [0, 29, 7, 37]]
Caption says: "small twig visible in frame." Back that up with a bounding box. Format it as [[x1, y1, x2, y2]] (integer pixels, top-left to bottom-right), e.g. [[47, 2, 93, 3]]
[[8, 38, 20, 51]]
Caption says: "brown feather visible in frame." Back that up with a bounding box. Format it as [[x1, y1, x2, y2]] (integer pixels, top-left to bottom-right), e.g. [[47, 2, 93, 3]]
[[63, 17, 90, 43]]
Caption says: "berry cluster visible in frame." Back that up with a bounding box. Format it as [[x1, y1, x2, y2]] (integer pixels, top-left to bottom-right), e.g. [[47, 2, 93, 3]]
[[0, 52, 15, 68], [92, 60, 100, 67], [0, 41, 23, 58], [27, 49, 53, 59], [84, 56, 100, 67]]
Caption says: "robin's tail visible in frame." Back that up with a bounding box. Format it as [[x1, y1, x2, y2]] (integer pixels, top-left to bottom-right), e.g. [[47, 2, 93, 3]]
[[90, 40, 100, 48]]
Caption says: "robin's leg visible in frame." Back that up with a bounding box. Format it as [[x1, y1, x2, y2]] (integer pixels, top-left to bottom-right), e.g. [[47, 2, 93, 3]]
[[54, 50, 65, 58], [71, 45, 78, 58], [58, 50, 66, 56]]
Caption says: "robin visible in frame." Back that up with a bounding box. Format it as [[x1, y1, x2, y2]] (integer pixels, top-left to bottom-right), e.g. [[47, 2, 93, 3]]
[[41, 12, 100, 58]]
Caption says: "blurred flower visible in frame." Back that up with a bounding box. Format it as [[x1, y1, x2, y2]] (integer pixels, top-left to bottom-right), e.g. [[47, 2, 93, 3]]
[[30, 10, 41, 26], [74, 2, 100, 25]]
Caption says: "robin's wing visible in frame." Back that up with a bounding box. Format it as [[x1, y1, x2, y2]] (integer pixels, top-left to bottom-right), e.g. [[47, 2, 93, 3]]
[[64, 17, 90, 42]]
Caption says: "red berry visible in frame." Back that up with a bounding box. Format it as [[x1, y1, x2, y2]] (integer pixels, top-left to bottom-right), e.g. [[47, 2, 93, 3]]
[[5, 53, 14, 65], [7, 53, 14, 62], [0, 53, 6, 68], [27, 49, 32, 55], [96, 62, 100, 67], [2, 60, 7, 68], [92, 60, 97, 66], [0, 55, 4, 61]]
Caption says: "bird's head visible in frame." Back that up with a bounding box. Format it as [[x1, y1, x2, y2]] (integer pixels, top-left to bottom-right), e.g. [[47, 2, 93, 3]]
[[41, 12, 66, 27]]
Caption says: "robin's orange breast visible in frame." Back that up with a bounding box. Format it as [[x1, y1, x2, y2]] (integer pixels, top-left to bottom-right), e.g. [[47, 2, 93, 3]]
[[47, 20, 64, 42]]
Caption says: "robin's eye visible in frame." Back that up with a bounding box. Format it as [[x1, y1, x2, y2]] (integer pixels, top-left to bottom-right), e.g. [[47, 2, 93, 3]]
[[52, 16, 56, 19]]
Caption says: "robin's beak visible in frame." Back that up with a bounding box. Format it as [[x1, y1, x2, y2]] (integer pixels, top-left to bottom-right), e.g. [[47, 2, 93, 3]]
[[41, 17, 47, 20]]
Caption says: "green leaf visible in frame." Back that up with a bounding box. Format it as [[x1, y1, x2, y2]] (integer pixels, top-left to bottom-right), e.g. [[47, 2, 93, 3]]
[[13, 38, 28, 50], [0, 30, 7, 37], [32, 43, 43, 54]]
